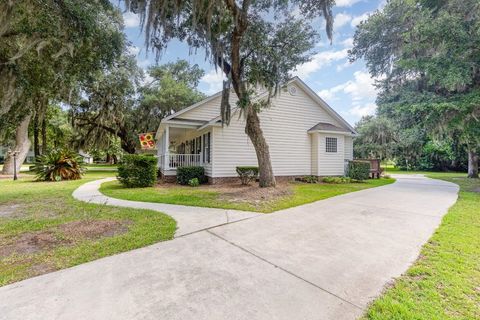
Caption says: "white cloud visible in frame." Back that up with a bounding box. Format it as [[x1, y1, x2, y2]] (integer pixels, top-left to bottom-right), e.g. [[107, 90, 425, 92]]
[[334, 13, 352, 29], [349, 102, 377, 117], [292, 49, 349, 79], [340, 37, 354, 48], [343, 70, 378, 100], [200, 69, 226, 95], [336, 60, 353, 72], [318, 70, 380, 101], [123, 12, 140, 28], [336, 0, 362, 7], [318, 83, 347, 101], [351, 12, 371, 27]]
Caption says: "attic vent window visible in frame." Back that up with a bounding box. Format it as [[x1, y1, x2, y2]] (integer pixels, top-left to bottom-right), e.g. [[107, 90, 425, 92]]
[[325, 137, 337, 153], [288, 85, 297, 95]]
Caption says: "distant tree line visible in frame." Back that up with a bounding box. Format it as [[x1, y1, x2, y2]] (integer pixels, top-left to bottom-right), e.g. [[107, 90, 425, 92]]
[[0, 1, 205, 174], [350, 0, 479, 177]]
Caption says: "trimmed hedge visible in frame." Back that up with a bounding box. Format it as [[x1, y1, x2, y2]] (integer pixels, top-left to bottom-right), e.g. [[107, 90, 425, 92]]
[[177, 166, 205, 185], [236, 166, 259, 185], [117, 154, 157, 188], [348, 161, 370, 181]]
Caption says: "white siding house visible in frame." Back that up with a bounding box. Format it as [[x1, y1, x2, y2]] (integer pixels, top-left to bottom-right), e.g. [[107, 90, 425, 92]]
[[155, 77, 356, 182]]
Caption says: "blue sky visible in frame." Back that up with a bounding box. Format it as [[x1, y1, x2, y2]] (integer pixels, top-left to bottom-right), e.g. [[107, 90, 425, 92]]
[[120, 0, 385, 126]]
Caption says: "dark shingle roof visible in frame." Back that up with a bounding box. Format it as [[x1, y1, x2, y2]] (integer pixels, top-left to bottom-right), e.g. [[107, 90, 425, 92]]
[[308, 122, 351, 133]]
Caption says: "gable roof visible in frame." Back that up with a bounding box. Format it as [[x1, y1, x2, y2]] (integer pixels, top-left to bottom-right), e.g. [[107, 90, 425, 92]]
[[308, 122, 351, 133], [162, 91, 223, 122], [160, 77, 357, 135]]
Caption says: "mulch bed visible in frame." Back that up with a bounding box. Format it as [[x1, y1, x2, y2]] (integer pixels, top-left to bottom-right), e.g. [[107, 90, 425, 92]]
[[156, 181, 294, 204]]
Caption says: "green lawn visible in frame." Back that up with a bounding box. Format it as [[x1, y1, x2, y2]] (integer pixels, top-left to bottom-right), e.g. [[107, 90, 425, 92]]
[[0, 170, 176, 286], [364, 172, 480, 319], [100, 178, 395, 213]]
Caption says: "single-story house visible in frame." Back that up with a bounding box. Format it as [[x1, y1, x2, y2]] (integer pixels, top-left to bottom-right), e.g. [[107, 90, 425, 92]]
[[155, 77, 357, 183], [78, 149, 94, 164]]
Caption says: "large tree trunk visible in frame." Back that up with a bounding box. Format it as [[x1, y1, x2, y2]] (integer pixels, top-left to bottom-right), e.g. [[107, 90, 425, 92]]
[[0, 69, 19, 116], [222, 0, 275, 187], [33, 113, 40, 157], [1, 114, 32, 175], [118, 128, 136, 154], [467, 149, 479, 178], [41, 117, 47, 154], [245, 108, 276, 187]]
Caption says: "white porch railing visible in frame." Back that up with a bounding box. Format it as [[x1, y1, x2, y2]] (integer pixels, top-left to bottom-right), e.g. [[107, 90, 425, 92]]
[[160, 154, 202, 169]]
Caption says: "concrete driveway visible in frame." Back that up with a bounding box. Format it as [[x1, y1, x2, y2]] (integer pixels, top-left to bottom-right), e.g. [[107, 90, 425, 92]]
[[0, 175, 458, 320]]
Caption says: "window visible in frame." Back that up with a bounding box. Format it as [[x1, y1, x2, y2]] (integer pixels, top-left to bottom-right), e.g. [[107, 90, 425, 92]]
[[203, 132, 211, 163], [325, 137, 337, 153]]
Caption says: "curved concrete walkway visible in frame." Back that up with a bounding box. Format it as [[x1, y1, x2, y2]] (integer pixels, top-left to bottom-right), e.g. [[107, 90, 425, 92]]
[[72, 178, 260, 236], [0, 175, 459, 320]]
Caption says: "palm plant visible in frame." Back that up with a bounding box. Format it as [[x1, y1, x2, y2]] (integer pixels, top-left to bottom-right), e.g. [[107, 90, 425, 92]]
[[34, 149, 85, 181]]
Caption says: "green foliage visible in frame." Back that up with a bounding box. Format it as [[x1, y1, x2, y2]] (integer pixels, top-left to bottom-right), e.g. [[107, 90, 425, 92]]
[[236, 166, 259, 185], [350, 0, 480, 175], [353, 116, 398, 160], [418, 140, 456, 171], [73, 55, 141, 154], [188, 178, 200, 187], [322, 176, 352, 184], [348, 161, 370, 181], [301, 175, 318, 184], [117, 154, 157, 188], [135, 60, 206, 134], [0, 0, 125, 127], [177, 166, 205, 185], [73, 59, 205, 154], [34, 149, 85, 181]]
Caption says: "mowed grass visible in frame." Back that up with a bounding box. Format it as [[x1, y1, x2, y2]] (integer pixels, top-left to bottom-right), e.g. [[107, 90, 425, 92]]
[[0, 170, 176, 286], [100, 178, 395, 213], [364, 172, 480, 320]]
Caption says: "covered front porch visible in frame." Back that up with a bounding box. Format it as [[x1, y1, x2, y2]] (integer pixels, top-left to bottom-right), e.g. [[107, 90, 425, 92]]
[[156, 119, 212, 177]]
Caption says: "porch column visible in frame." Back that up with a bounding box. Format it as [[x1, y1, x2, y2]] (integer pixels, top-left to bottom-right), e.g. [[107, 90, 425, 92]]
[[164, 125, 170, 169], [156, 135, 163, 168], [200, 133, 204, 164]]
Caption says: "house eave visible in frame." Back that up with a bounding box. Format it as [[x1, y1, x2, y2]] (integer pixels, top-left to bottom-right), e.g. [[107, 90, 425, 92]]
[[308, 129, 356, 136]]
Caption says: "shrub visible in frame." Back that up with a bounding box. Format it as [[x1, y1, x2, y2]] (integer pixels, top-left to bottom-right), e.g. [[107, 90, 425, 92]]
[[117, 154, 157, 188], [34, 149, 85, 181], [322, 176, 352, 184], [302, 175, 318, 183], [177, 166, 205, 185], [348, 161, 370, 181], [236, 166, 259, 185], [188, 178, 200, 187]]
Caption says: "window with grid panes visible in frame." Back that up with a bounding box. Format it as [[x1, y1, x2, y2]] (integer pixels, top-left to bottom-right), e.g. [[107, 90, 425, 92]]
[[325, 137, 337, 153]]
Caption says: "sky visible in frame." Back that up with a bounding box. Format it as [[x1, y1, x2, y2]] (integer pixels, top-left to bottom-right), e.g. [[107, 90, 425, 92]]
[[120, 0, 385, 126]]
